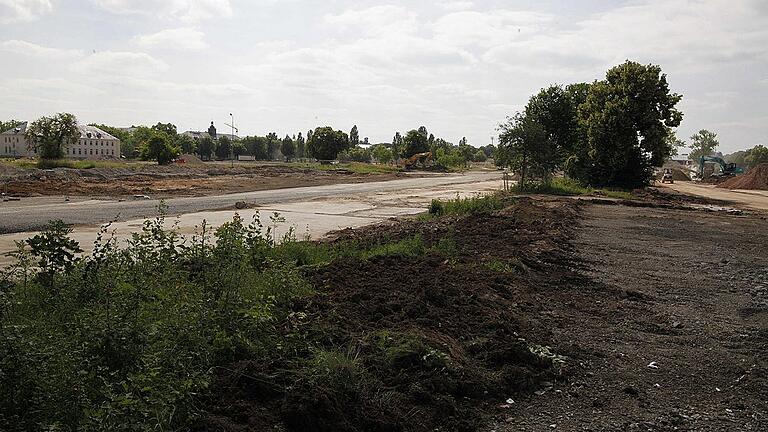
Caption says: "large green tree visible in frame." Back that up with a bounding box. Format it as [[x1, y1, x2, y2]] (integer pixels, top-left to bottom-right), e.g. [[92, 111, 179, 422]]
[[688, 129, 719, 162], [1, 119, 23, 132], [402, 129, 429, 158], [496, 113, 557, 187], [281, 134, 296, 161], [569, 61, 683, 188], [140, 132, 180, 165], [295, 132, 305, 158], [306, 127, 350, 160], [25, 113, 80, 160]]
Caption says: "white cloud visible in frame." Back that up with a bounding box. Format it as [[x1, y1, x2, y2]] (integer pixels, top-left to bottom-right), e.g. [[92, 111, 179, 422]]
[[134, 27, 208, 50], [77, 51, 168, 77], [0, 0, 52, 23], [324, 5, 418, 37], [92, 0, 231, 23], [0, 39, 83, 59], [438, 1, 474, 12]]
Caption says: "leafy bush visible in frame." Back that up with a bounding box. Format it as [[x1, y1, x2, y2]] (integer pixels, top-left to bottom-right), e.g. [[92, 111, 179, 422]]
[[337, 146, 372, 163], [0, 210, 309, 430], [512, 177, 632, 199], [427, 193, 507, 218]]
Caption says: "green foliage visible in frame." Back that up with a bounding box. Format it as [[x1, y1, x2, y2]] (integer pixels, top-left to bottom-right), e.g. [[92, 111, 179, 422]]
[[427, 193, 506, 218], [350, 125, 360, 146], [306, 126, 350, 160], [435, 147, 467, 170], [745, 144, 768, 168], [151, 122, 177, 137], [281, 134, 296, 161], [0, 119, 23, 132], [198, 136, 215, 160], [0, 210, 312, 430], [497, 113, 556, 186], [215, 136, 232, 160], [371, 144, 393, 164], [402, 129, 429, 158], [372, 331, 450, 371], [25, 113, 80, 160], [337, 146, 372, 163], [512, 177, 633, 199], [176, 134, 197, 155], [472, 150, 487, 162], [569, 61, 683, 188], [688, 129, 719, 162], [140, 132, 180, 165], [295, 132, 305, 159]]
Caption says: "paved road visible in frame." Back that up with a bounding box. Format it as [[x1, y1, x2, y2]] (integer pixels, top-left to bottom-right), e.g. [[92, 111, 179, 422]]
[[0, 171, 500, 234]]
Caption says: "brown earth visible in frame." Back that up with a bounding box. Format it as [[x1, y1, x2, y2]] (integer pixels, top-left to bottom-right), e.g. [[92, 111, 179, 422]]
[[201, 196, 768, 431], [718, 163, 768, 190], [0, 164, 407, 198]]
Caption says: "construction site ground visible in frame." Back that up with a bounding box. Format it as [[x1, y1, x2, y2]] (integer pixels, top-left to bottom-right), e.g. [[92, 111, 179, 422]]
[[660, 181, 768, 211], [202, 195, 767, 431], [0, 162, 409, 198]]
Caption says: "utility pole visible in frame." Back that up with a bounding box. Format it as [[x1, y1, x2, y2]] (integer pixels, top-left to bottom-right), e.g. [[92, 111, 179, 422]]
[[225, 113, 239, 168]]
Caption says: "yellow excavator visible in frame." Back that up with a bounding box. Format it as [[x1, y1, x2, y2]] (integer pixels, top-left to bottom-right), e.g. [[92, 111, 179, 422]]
[[401, 152, 433, 170]]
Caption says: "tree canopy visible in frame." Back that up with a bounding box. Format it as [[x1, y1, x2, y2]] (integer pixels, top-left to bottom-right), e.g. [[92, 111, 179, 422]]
[[402, 129, 429, 158], [306, 127, 350, 160], [140, 132, 180, 165], [281, 135, 296, 161], [25, 113, 80, 160], [688, 129, 719, 162]]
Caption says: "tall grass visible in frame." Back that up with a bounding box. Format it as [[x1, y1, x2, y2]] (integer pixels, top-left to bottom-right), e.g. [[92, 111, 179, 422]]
[[514, 177, 633, 200], [427, 193, 508, 218]]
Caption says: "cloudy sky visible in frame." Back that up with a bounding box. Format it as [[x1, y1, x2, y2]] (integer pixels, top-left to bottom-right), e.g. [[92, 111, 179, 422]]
[[0, 0, 766, 152]]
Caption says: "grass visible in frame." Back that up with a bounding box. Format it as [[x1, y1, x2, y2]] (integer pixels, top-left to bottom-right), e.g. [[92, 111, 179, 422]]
[[514, 177, 633, 200], [288, 161, 403, 174], [424, 193, 508, 219], [1, 158, 141, 170]]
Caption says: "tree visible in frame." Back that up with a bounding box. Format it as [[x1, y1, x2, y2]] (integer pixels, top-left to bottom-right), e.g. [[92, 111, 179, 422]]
[[176, 134, 197, 155], [281, 134, 296, 161], [372, 145, 393, 164], [25, 113, 80, 160], [296, 132, 305, 159], [688, 129, 719, 162], [243, 136, 268, 160], [266, 132, 280, 160], [1, 119, 23, 132], [746, 144, 768, 168], [497, 113, 557, 187], [141, 132, 179, 165], [459, 137, 467, 147], [524, 85, 583, 160], [350, 125, 360, 146], [569, 61, 683, 188], [152, 122, 177, 137], [417, 126, 428, 138], [199, 137, 215, 160], [402, 129, 429, 158], [338, 146, 371, 162], [232, 141, 247, 157], [392, 132, 403, 160], [216, 136, 232, 160], [306, 127, 350, 160], [473, 150, 487, 162]]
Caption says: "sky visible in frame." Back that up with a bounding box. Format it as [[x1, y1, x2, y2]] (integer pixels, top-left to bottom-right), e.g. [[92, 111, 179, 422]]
[[0, 0, 766, 153]]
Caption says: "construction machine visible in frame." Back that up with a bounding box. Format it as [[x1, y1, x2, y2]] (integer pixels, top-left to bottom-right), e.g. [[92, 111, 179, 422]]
[[401, 152, 433, 170], [698, 156, 744, 179], [661, 168, 674, 184]]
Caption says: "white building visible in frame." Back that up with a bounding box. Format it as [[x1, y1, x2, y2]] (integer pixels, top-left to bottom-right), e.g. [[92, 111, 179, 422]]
[[0, 123, 121, 159]]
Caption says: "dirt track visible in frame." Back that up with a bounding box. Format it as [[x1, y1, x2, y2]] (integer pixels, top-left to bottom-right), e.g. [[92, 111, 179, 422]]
[[660, 181, 768, 211], [493, 203, 768, 431]]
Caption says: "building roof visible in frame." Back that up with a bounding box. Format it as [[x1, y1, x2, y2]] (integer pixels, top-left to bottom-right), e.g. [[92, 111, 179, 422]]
[[79, 124, 118, 141], [0, 122, 27, 135]]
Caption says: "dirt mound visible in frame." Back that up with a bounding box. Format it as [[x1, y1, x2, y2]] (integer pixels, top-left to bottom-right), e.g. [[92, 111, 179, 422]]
[[668, 168, 691, 181], [717, 163, 768, 190], [178, 153, 205, 165], [202, 199, 582, 432]]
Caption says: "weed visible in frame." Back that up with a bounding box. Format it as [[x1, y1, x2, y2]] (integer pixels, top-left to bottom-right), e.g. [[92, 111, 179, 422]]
[[512, 177, 632, 199], [426, 193, 507, 218]]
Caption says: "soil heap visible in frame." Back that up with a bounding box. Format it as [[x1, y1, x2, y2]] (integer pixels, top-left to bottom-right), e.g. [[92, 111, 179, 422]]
[[717, 163, 768, 190]]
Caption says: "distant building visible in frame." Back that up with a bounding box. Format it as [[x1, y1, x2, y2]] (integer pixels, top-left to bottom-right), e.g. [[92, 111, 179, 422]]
[[181, 130, 240, 141], [0, 122, 121, 159]]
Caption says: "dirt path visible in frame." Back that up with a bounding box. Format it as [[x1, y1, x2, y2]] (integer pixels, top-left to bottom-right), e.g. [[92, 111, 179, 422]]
[[494, 203, 768, 431], [660, 181, 768, 211]]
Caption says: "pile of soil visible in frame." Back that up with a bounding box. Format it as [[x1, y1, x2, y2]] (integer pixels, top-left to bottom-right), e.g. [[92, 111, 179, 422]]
[[659, 167, 691, 181], [717, 163, 768, 190], [178, 153, 205, 165], [202, 199, 582, 432]]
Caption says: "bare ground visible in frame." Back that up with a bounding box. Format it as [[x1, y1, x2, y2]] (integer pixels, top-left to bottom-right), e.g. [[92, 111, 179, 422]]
[[492, 203, 768, 431]]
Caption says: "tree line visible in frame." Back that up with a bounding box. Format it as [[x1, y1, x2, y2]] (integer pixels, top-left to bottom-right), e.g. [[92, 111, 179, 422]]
[[495, 61, 685, 189]]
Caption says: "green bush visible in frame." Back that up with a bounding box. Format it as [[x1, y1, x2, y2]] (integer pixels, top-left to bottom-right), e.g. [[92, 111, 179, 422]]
[[428, 193, 507, 218], [512, 177, 632, 199]]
